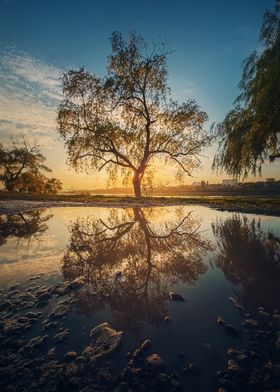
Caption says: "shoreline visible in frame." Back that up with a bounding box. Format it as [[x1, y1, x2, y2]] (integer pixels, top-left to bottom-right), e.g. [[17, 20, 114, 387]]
[[0, 194, 280, 216]]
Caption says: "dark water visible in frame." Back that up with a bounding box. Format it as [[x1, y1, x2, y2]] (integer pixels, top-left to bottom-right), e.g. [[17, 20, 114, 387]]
[[0, 205, 280, 391]]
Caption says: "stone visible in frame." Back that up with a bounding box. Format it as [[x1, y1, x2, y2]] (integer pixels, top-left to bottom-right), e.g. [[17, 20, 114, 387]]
[[145, 353, 163, 368], [41, 320, 58, 331], [228, 359, 239, 372], [47, 348, 56, 359], [169, 291, 185, 301], [217, 316, 226, 326], [140, 339, 152, 352], [66, 276, 85, 290], [54, 328, 69, 342], [24, 335, 48, 349], [25, 311, 42, 319], [48, 304, 69, 320], [64, 351, 77, 361], [87, 322, 123, 360], [244, 319, 259, 327]]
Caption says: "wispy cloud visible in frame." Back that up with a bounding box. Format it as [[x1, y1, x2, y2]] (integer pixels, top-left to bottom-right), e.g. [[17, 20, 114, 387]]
[[0, 43, 64, 145]]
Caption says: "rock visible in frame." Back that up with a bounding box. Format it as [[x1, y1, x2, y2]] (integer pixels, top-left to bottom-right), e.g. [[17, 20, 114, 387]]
[[227, 348, 246, 359], [87, 322, 123, 360], [140, 339, 152, 352], [47, 348, 56, 359], [24, 335, 48, 349], [82, 346, 95, 358], [66, 276, 85, 290], [169, 291, 185, 301], [48, 304, 69, 320], [132, 348, 142, 360], [27, 276, 41, 281], [41, 320, 58, 331], [37, 291, 52, 301], [145, 353, 163, 368], [25, 311, 42, 319], [2, 317, 32, 334], [54, 328, 69, 342], [217, 316, 226, 326], [244, 319, 259, 327], [227, 359, 239, 372], [64, 351, 77, 361]]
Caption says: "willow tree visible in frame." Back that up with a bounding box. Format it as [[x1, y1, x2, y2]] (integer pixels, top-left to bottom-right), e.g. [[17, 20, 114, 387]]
[[57, 32, 210, 197], [213, 0, 280, 178]]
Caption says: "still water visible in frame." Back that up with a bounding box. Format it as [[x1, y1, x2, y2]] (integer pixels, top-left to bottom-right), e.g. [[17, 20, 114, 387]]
[[0, 205, 280, 391]]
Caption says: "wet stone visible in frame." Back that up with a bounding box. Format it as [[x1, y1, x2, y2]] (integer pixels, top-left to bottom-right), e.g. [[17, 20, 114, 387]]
[[87, 322, 123, 360], [140, 339, 152, 352], [145, 353, 163, 368], [48, 304, 69, 320], [54, 328, 69, 342], [65, 276, 85, 290], [41, 320, 58, 331], [25, 311, 42, 319], [244, 318, 259, 327], [23, 335, 48, 350], [227, 359, 239, 372], [47, 347, 56, 360], [64, 351, 77, 361]]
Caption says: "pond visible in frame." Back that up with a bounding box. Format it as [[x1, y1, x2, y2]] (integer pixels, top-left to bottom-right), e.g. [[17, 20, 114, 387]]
[[0, 205, 280, 391]]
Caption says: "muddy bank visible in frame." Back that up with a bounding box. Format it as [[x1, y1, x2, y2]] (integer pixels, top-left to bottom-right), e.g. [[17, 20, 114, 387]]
[[0, 197, 280, 217]]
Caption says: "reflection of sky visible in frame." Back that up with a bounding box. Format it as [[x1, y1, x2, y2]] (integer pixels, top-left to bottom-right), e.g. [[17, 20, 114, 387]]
[[0, 206, 279, 287]]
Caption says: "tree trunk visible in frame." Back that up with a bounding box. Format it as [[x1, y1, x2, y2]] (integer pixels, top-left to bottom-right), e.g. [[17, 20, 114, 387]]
[[132, 172, 142, 197]]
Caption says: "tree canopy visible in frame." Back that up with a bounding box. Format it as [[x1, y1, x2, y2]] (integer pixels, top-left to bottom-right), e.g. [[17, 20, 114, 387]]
[[57, 32, 211, 197], [0, 140, 62, 194], [213, 0, 280, 178]]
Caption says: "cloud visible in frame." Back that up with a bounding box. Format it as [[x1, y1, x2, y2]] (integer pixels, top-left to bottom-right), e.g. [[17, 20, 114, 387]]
[[0, 43, 64, 145]]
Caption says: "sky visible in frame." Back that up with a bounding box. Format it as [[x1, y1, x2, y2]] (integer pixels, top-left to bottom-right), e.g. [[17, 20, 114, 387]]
[[0, 0, 279, 190]]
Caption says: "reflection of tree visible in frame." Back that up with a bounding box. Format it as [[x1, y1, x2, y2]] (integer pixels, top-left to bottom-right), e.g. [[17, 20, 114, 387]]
[[62, 207, 211, 332], [0, 210, 53, 247], [212, 214, 280, 310]]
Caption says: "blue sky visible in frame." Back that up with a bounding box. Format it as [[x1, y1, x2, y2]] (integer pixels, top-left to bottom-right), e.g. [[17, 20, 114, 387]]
[[0, 0, 278, 188]]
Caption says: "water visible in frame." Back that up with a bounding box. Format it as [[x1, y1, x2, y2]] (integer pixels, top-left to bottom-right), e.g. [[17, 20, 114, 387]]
[[1, 205, 280, 391]]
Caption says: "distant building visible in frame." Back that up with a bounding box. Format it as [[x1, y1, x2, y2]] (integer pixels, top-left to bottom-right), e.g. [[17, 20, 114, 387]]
[[192, 181, 202, 186], [222, 179, 238, 186]]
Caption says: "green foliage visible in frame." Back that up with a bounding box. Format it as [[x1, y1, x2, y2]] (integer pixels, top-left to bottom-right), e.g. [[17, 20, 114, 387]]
[[57, 32, 211, 196], [0, 140, 62, 194], [213, 1, 280, 178]]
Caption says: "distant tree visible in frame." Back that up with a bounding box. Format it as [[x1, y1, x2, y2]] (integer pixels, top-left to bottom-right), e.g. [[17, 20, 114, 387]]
[[15, 172, 62, 194], [0, 140, 62, 193], [43, 178, 63, 194], [213, 0, 280, 178], [57, 32, 211, 197]]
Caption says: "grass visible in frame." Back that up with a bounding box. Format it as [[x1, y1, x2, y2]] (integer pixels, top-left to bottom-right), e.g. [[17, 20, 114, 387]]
[[0, 192, 280, 215]]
